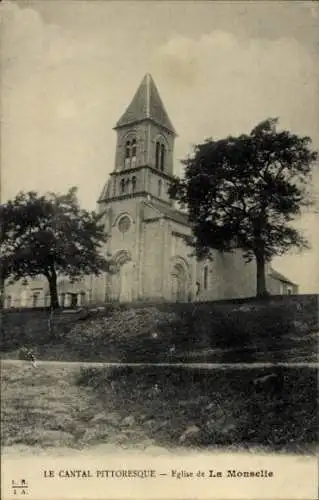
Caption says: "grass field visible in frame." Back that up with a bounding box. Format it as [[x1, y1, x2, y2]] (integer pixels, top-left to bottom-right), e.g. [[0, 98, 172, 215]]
[[1, 361, 317, 454]]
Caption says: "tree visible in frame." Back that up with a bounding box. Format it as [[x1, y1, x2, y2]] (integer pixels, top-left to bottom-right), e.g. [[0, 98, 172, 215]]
[[0, 200, 24, 309], [169, 118, 318, 296], [0, 187, 110, 309]]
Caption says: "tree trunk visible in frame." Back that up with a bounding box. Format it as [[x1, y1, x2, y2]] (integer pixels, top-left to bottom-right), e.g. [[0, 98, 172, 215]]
[[44, 269, 59, 341], [255, 251, 268, 297], [0, 278, 4, 311], [46, 270, 59, 310], [0, 276, 4, 341]]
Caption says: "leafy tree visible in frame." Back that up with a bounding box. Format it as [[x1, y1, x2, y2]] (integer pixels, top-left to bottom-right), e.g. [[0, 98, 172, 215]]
[[0, 187, 110, 309], [169, 118, 318, 296]]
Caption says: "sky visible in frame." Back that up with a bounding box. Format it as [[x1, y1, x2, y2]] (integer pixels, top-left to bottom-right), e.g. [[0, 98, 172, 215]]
[[1, 0, 319, 292]]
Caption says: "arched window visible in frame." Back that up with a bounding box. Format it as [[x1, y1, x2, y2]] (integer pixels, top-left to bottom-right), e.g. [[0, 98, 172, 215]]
[[155, 141, 161, 169], [158, 179, 162, 197], [132, 176, 137, 193], [125, 141, 131, 158], [131, 139, 137, 168], [118, 215, 131, 233], [160, 144, 165, 171], [120, 178, 126, 193], [131, 139, 136, 158], [124, 137, 137, 168]]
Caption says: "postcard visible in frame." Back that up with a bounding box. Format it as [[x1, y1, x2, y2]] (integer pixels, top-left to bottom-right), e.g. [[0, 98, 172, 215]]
[[1, 1, 318, 499]]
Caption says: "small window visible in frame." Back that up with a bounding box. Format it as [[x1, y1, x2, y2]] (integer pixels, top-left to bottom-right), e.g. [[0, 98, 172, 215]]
[[155, 141, 161, 169], [132, 176, 137, 193], [203, 266, 208, 290], [71, 294, 78, 308], [120, 178, 126, 193], [79, 292, 86, 306], [158, 179, 162, 197], [160, 144, 165, 171], [124, 137, 137, 168], [118, 215, 131, 233], [113, 179, 116, 197], [131, 139, 136, 157], [32, 292, 40, 308], [60, 293, 65, 308], [125, 141, 131, 158]]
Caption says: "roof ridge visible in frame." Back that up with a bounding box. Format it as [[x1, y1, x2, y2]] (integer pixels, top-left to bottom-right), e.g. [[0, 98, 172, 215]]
[[146, 73, 150, 118]]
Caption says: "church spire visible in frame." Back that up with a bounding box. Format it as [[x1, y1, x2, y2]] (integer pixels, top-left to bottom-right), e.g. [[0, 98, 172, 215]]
[[114, 73, 177, 136], [98, 74, 176, 206]]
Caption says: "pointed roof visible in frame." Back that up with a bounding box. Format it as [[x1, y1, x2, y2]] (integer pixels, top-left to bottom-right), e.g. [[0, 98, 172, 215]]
[[114, 74, 177, 135]]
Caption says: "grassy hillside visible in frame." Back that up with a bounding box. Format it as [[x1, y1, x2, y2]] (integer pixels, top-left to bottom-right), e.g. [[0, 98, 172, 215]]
[[1, 295, 318, 363], [1, 361, 317, 454]]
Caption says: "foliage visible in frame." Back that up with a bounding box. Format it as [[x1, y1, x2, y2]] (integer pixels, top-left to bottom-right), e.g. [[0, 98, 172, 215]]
[[0, 187, 110, 309], [169, 118, 318, 295]]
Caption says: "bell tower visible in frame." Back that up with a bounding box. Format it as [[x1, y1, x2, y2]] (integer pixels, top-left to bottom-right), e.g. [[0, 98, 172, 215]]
[[98, 74, 177, 207]]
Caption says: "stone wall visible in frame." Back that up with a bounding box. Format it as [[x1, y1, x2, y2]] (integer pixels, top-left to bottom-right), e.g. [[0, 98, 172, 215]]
[[267, 276, 299, 295], [197, 250, 256, 301], [142, 220, 166, 298]]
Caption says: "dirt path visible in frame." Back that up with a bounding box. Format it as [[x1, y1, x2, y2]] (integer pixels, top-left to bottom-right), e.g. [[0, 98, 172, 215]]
[[3, 440, 310, 458], [2, 442, 174, 457], [2, 359, 318, 369]]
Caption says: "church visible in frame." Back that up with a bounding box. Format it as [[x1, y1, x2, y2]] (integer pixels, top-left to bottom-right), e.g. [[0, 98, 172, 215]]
[[3, 74, 298, 308]]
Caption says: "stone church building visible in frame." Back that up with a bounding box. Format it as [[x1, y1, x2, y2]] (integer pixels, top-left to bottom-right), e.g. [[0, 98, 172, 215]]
[[3, 74, 298, 308]]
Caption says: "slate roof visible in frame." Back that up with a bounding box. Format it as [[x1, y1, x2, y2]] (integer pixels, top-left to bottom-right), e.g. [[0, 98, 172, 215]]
[[114, 73, 177, 135], [269, 268, 297, 286]]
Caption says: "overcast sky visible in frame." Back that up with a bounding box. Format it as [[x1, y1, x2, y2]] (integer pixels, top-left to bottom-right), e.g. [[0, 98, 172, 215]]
[[1, 1, 319, 292]]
